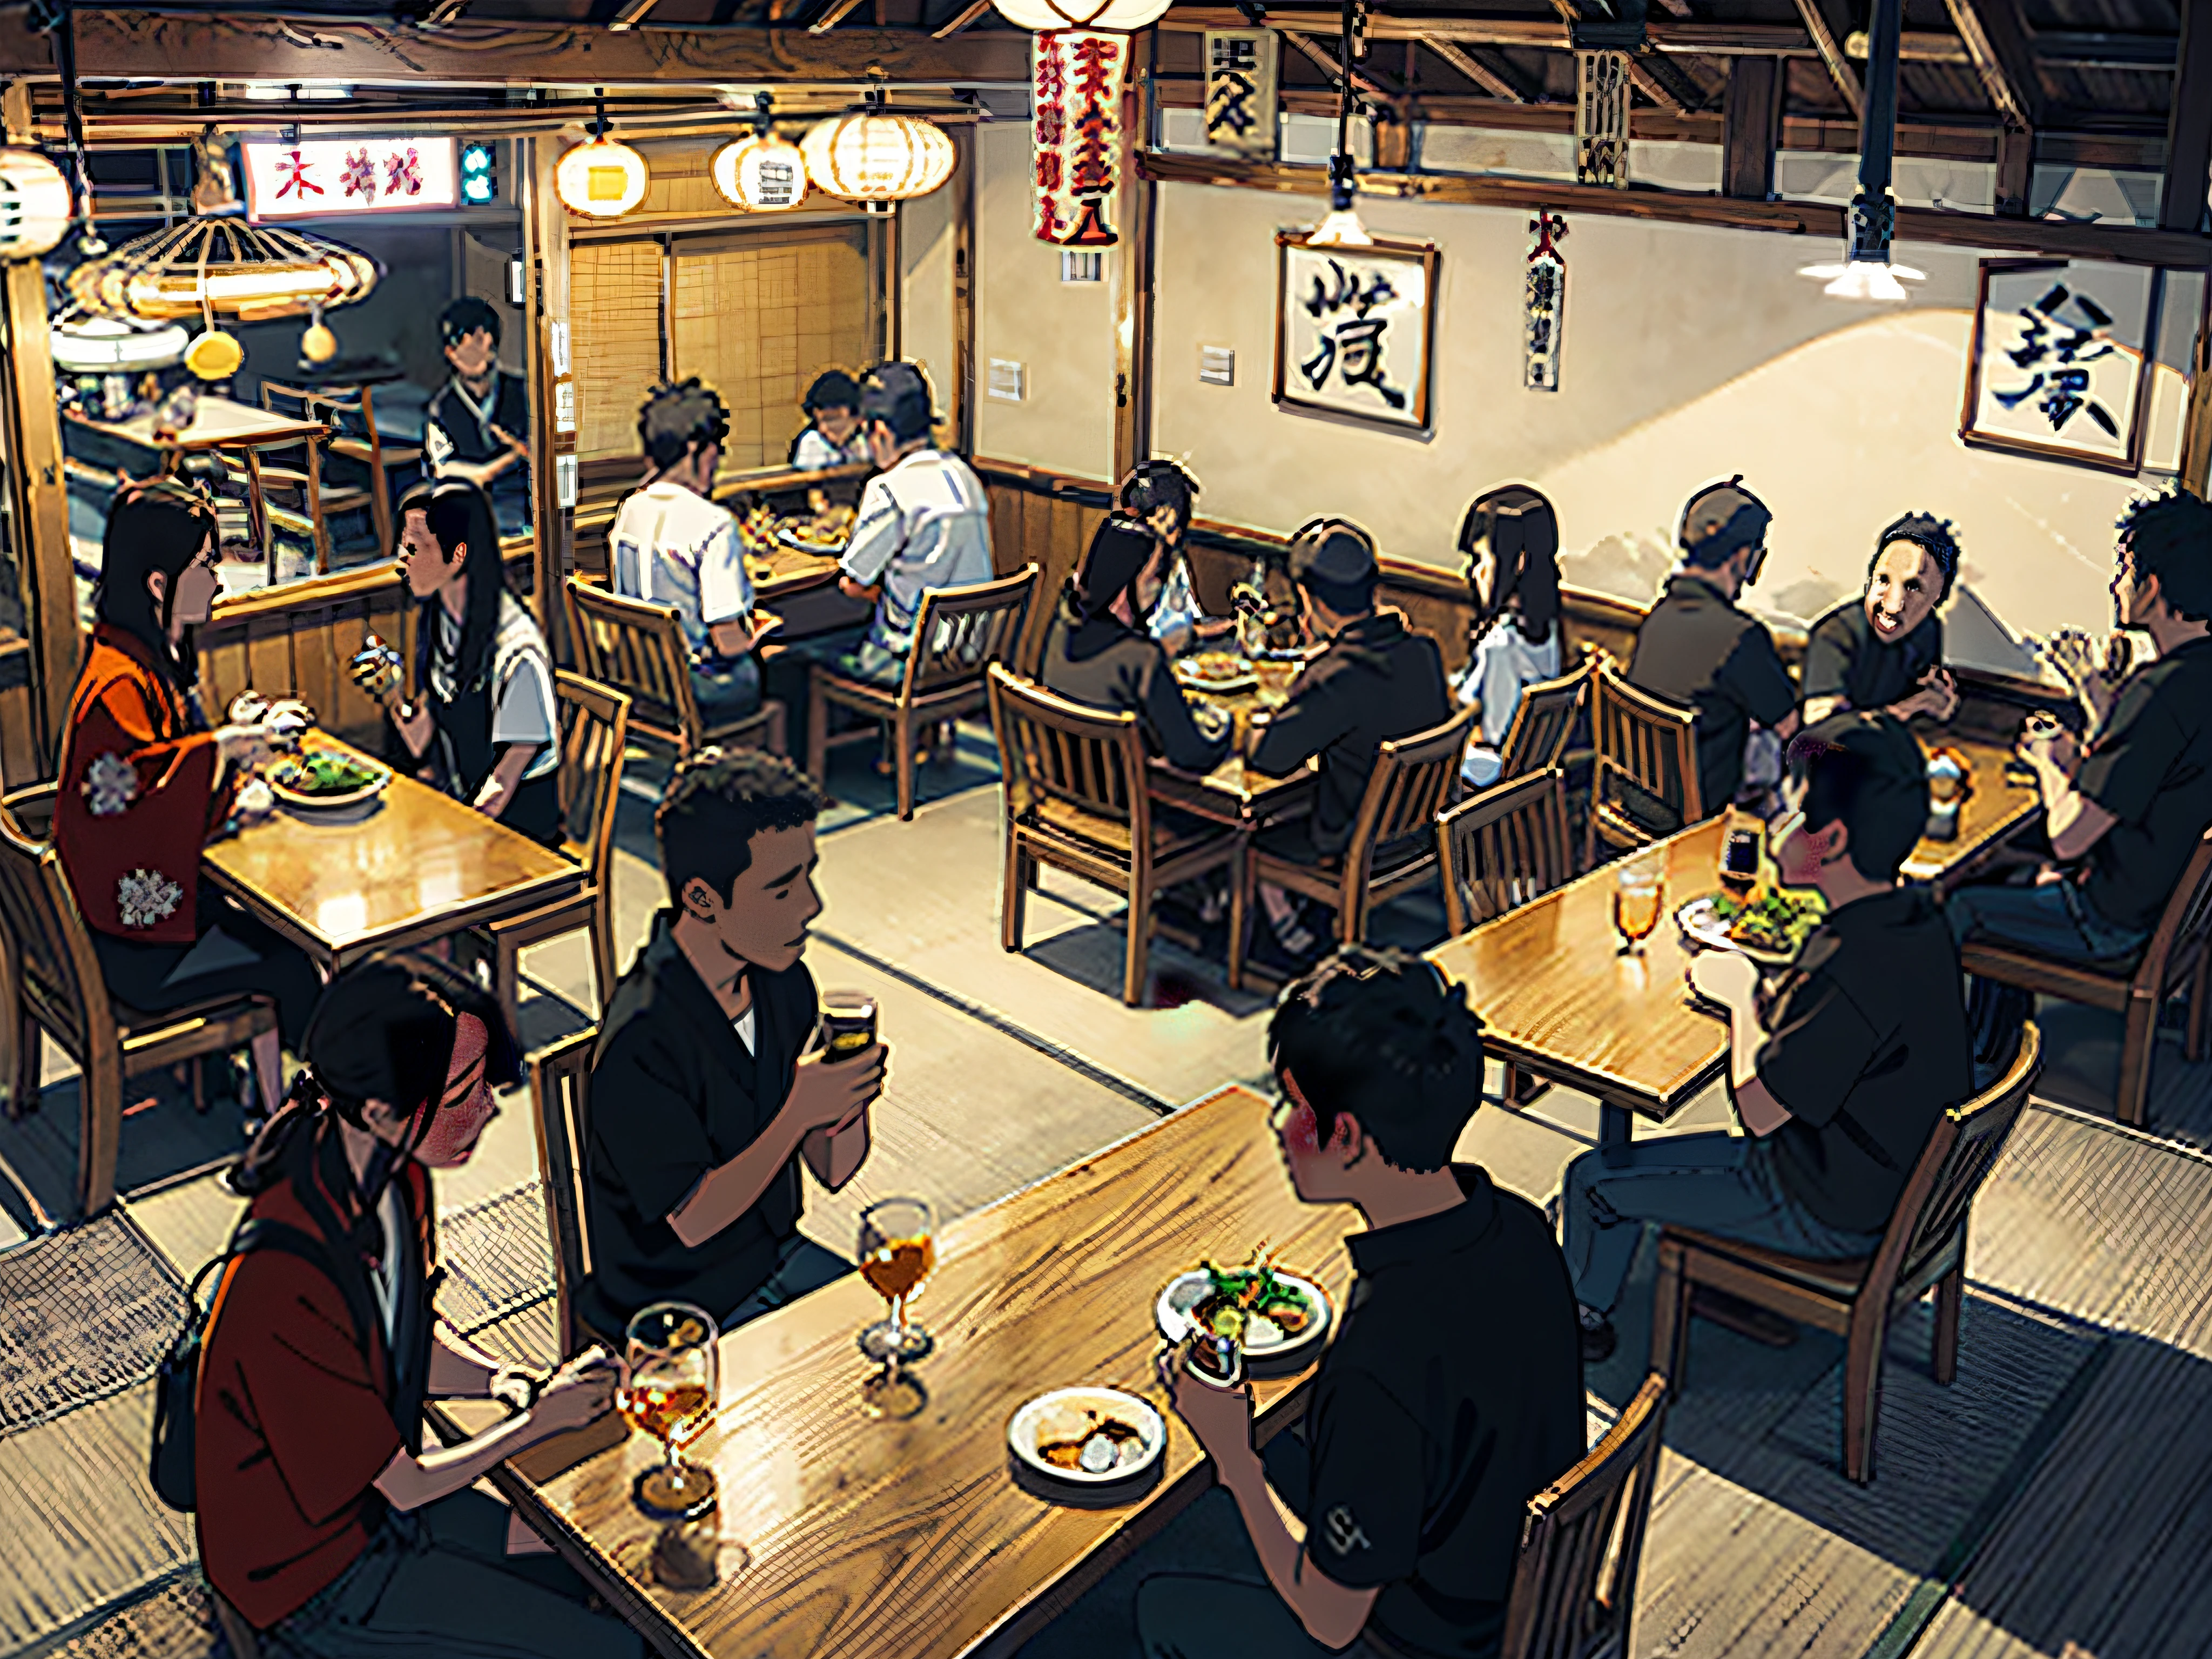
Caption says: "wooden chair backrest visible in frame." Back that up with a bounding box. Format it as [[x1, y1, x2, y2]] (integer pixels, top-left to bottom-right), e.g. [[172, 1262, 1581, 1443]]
[[313, 383, 380, 452], [1501, 1370, 1672, 1659], [553, 671, 630, 879], [1342, 706, 1480, 876], [1881, 1022, 2042, 1296], [2137, 828, 2212, 997], [1499, 662, 1590, 781], [257, 380, 331, 478], [898, 565, 1040, 701], [565, 578, 703, 748], [0, 790, 113, 1059], [528, 1028, 597, 1360], [1439, 767, 1574, 935], [985, 664, 1150, 858], [1590, 661, 1702, 828]]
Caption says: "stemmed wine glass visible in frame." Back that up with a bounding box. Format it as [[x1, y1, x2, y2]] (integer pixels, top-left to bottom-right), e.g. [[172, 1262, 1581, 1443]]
[[622, 1302, 721, 1518], [1613, 862, 1664, 956], [857, 1198, 935, 1419]]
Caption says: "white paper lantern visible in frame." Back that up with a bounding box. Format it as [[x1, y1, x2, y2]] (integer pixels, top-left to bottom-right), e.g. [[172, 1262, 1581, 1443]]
[[0, 147, 73, 261], [712, 132, 809, 213], [992, 0, 1169, 29], [555, 137, 649, 219], [800, 112, 954, 207], [50, 317, 190, 372]]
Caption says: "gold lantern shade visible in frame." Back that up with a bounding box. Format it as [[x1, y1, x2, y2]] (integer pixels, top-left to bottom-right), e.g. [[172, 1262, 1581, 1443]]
[[800, 111, 954, 208], [990, 0, 1169, 28], [556, 137, 649, 219], [68, 219, 382, 326], [0, 147, 75, 261], [712, 132, 810, 213]]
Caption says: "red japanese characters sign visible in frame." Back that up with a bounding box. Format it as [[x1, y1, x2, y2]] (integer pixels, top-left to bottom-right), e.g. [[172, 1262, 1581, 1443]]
[[241, 138, 458, 220], [1032, 30, 1128, 247]]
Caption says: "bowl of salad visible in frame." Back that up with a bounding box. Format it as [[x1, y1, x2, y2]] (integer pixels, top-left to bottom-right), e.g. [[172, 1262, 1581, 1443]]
[[267, 751, 391, 814], [1675, 884, 1826, 968], [1156, 1256, 1331, 1368]]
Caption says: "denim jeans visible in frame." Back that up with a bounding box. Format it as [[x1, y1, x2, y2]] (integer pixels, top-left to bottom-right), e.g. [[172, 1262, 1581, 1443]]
[[1560, 1132, 1883, 1317], [721, 1235, 853, 1330], [690, 655, 764, 733], [1944, 875, 2150, 963]]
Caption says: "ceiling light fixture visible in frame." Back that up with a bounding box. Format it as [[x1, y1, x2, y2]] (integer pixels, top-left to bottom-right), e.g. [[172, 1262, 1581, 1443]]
[[1798, 0, 1921, 302], [0, 147, 75, 261], [1304, 0, 1372, 249], [555, 93, 650, 219], [990, 0, 1170, 29], [800, 90, 954, 212]]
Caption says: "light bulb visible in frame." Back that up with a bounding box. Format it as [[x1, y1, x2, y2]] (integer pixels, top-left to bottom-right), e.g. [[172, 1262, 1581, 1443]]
[[1307, 208, 1373, 249], [1797, 258, 1925, 302]]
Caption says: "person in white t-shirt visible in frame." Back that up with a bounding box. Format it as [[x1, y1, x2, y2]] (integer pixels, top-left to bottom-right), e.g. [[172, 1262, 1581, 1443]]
[[609, 380, 770, 730], [1453, 486, 1563, 791], [788, 370, 871, 472]]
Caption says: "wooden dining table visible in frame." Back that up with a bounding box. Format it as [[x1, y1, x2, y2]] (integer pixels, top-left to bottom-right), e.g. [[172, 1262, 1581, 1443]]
[[436, 1084, 1359, 1659], [1428, 734, 2041, 1145], [201, 735, 584, 972], [1145, 656, 1318, 827]]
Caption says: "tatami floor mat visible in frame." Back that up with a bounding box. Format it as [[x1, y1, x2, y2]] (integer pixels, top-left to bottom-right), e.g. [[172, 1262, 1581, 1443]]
[[0, 1214, 188, 1437]]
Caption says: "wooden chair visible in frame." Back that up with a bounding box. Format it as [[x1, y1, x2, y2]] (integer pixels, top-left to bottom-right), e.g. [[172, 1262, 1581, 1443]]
[[565, 578, 786, 760], [1586, 660, 1701, 869], [1439, 767, 1574, 935], [253, 381, 371, 575], [1499, 1371, 1671, 1659], [987, 665, 1245, 1006], [476, 673, 631, 1036], [0, 786, 276, 1217], [1651, 1022, 2043, 1484], [1497, 660, 1590, 781], [810, 565, 1038, 821], [1232, 706, 1479, 989], [528, 1028, 599, 1360], [1959, 828, 2212, 1129], [316, 382, 422, 555]]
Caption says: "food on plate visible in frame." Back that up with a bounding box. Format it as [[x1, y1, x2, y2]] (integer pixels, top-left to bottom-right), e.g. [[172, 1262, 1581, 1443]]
[[1710, 884, 1825, 956], [1191, 1256, 1313, 1346], [1176, 651, 1256, 688], [737, 504, 781, 554], [271, 753, 385, 799], [1036, 1410, 1147, 1473], [779, 503, 857, 552]]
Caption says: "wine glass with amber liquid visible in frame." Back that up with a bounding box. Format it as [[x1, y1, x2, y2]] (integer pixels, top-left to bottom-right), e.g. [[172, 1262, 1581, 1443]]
[[622, 1303, 720, 1518], [1613, 862, 1664, 955], [858, 1198, 935, 1418]]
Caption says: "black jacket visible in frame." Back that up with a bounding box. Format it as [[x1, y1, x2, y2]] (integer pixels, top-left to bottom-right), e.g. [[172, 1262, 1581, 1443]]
[[1040, 594, 1232, 775]]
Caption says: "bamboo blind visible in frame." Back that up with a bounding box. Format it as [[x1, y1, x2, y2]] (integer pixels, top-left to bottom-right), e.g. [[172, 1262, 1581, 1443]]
[[569, 237, 665, 463]]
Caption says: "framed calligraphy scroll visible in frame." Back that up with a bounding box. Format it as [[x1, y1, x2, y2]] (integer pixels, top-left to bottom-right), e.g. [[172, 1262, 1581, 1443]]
[[1960, 258, 2164, 475], [1273, 232, 1439, 431]]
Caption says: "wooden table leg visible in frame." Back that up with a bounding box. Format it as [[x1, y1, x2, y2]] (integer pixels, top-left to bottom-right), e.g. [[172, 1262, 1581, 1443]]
[[1600, 1101, 1632, 1147]]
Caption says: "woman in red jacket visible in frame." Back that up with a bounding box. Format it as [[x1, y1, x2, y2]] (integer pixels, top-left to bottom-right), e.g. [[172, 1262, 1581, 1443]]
[[53, 478, 322, 1118]]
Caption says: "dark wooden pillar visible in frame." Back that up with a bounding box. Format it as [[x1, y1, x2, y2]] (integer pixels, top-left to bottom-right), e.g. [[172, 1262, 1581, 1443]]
[[1112, 34, 1157, 481], [2161, 0, 2212, 233], [1721, 55, 1784, 201]]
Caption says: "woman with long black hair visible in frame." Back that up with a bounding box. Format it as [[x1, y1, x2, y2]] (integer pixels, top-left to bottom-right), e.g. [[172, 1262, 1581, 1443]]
[[54, 478, 323, 1118], [194, 954, 639, 1657], [358, 478, 561, 846], [1453, 485, 1564, 789]]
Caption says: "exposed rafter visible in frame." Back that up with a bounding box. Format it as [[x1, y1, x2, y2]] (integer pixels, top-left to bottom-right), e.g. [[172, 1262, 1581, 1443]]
[[1278, 27, 1397, 102], [1942, 0, 2041, 131], [608, 0, 662, 31], [1633, 50, 1708, 110], [1420, 35, 1533, 104], [811, 0, 870, 34], [2163, 0, 2212, 233], [1790, 0, 1862, 119], [932, 0, 995, 39]]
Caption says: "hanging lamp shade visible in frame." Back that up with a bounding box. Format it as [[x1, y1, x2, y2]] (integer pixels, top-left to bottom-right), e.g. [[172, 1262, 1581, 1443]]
[[66, 219, 381, 325], [991, 0, 1169, 29], [50, 316, 190, 372], [555, 137, 649, 219], [0, 147, 74, 261], [800, 110, 954, 207], [712, 132, 808, 213]]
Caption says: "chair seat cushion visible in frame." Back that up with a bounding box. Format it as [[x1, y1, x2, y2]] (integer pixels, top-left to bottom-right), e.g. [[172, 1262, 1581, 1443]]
[[1031, 797, 1230, 863]]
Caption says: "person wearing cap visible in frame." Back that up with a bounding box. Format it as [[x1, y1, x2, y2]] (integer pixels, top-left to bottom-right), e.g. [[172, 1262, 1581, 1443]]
[[193, 954, 643, 1657], [1555, 713, 1972, 1363], [1118, 458, 1231, 658], [1042, 516, 1233, 775], [1627, 476, 1801, 823], [1454, 485, 1564, 790], [1800, 512, 1961, 728], [1246, 519, 1452, 968], [424, 296, 532, 538], [789, 369, 871, 471]]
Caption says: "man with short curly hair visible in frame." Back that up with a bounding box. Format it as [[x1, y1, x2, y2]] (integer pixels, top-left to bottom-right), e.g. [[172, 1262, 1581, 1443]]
[[580, 748, 886, 1341], [1799, 511, 1962, 727]]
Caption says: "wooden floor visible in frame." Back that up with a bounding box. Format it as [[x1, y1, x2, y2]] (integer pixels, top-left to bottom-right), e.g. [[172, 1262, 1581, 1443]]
[[1, 727, 2208, 1659]]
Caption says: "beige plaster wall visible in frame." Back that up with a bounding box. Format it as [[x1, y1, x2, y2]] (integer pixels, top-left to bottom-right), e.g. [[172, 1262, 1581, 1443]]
[[900, 173, 956, 420]]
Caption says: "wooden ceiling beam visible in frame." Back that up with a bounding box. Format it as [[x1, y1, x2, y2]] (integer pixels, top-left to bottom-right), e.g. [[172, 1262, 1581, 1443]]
[[2162, 0, 2212, 232], [1791, 0, 1862, 118], [1277, 28, 1398, 102], [1941, 0, 2042, 131], [932, 0, 995, 39], [810, 0, 870, 33], [1419, 36, 1534, 104]]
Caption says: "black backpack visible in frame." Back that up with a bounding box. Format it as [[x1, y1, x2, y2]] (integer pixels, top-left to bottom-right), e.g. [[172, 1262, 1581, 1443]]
[[150, 1215, 377, 1514]]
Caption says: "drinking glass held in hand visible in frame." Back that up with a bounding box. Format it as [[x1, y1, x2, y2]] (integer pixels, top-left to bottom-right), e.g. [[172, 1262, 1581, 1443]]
[[1613, 862, 1664, 955], [622, 1302, 720, 1518]]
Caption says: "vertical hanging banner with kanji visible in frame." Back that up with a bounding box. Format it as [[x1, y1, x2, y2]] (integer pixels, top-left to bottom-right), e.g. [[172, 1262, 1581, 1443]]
[[1961, 258, 2163, 474], [1033, 29, 1129, 247], [1525, 212, 1567, 392], [1203, 29, 1278, 158]]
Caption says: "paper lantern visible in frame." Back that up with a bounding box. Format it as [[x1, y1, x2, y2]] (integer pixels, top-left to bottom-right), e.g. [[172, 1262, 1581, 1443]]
[[0, 147, 73, 261], [993, 0, 1168, 29], [50, 318, 189, 373], [712, 132, 808, 213], [68, 220, 381, 325], [555, 137, 649, 219], [1031, 30, 1129, 246], [184, 329, 245, 382], [800, 111, 954, 207]]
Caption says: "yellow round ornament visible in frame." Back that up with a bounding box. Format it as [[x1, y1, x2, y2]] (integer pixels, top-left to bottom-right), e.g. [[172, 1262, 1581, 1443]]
[[300, 320, 338, 363], [184, 329, 244, 381]]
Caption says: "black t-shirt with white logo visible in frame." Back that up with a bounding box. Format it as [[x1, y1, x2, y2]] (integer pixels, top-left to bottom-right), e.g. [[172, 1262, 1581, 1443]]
[[1302, 1166, 1586, 1659]]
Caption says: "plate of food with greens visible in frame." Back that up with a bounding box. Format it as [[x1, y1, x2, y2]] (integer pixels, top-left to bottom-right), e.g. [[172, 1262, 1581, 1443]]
[[267, 750, 390, 813], [1676, 884, 1827, 968], [1155, 1253, 1331, 1362]]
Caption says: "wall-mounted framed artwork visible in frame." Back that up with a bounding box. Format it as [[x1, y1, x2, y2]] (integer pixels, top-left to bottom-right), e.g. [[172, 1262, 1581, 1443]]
[[1274, 233, 1438, 432], [1959, 258, 2164, 475]]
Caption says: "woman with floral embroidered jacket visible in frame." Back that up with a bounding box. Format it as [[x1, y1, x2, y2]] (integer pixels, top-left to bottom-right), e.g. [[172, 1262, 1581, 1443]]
[[54, 480, 324, 1118]]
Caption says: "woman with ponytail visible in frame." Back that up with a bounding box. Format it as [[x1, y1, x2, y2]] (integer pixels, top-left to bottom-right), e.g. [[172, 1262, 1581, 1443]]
[[194, 954, 642, 1658]]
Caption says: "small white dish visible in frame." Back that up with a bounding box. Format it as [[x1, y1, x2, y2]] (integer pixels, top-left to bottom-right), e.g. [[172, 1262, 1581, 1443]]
[[1007, 1387, 1165, 1487], [1154, 1270, 1331, 1360]]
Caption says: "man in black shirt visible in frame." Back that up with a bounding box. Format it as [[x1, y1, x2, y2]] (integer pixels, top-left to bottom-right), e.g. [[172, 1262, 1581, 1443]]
[[1139, 948, 1584, 1659], [424, 298, 532, 538], [1947, 490, 2212, 1069], [1800, 511, 1961, 727], [1628, 477, 1800, 819], [1559, 714, 1971, 1363], [581, 750, 887, 1343], [1246, 520, 1452, 966]]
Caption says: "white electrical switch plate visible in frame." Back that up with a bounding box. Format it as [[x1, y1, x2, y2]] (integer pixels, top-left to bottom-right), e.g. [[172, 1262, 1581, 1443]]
[[1200, 346, 1235, 386], [988, 359, 1025, 401], [556, 453, 578, 508]]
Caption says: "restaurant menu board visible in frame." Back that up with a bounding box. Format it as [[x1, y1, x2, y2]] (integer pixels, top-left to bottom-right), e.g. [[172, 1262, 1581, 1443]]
[[1960, 258, 2163, 475], [242, 137, 460, 220], [1273, 234, 1438, 432]]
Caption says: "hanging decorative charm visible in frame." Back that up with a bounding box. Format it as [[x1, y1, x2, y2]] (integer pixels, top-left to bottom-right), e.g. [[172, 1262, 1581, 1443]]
[[1524, 212, 1567, 392], [1574, 51, 1632, 188], [1203, 29, 1278, 158], [1031, 29, 1129, 246]]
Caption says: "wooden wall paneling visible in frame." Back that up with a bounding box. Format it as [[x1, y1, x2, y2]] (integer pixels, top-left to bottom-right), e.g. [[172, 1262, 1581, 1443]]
[[198, 625, 251, 725], [293, 599, 352, 741], [987, 475, 1031, 581], [0, 684, 38, 785], [244, 612, 295, 701]]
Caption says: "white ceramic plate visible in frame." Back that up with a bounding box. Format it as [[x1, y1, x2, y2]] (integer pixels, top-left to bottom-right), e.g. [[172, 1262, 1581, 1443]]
[[1007, 1387, 1166, 1486], [268, 759, 391, 814], [1173, 657, 1258, 696], [1154, 1270, 1331, 1359], [1675, 895, 1805, 970]]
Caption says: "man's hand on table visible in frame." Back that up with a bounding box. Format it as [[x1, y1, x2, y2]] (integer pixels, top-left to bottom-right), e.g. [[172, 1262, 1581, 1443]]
[[529, 1349, 619, 1439], [1890, 665, 1958, 724], [1687, 948, 1761, 1013], [1155, 1343, 1257, 1479]]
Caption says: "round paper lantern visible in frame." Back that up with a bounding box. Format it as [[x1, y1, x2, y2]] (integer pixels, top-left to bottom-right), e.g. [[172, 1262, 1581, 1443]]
[[0, 147, 73, 261], [184, 329, 245, 382], [49, 318, 189, 373], [712, 132, 810, 213], [990, 0, 1169, 28], [556, 137, 649, 220], [800, 112, 954, 207]]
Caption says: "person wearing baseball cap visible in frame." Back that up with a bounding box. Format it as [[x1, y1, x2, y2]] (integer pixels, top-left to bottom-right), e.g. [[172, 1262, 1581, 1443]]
[[1555, 712, 1971, 1364], [1244, 517, 1452, 970], [1626, 475, 1800, 821]]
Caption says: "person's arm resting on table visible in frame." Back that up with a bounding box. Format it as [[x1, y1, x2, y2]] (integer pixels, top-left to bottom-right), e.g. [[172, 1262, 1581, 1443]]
[[1247, 671, 1343, 777], [700, 521, 766, 659], [837, 483, 901, 606], [1688, 949, 1807, 1137]]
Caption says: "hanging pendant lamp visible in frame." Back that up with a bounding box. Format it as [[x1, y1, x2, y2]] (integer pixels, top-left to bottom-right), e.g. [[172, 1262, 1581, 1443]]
[[0, 147, 75, 261], [1798, 0, 1923, 301], [1305, 0, 1372, 248], [713, 94, 808, 213], [556, 96, 650, 220], [801, 93, 955, 211]]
